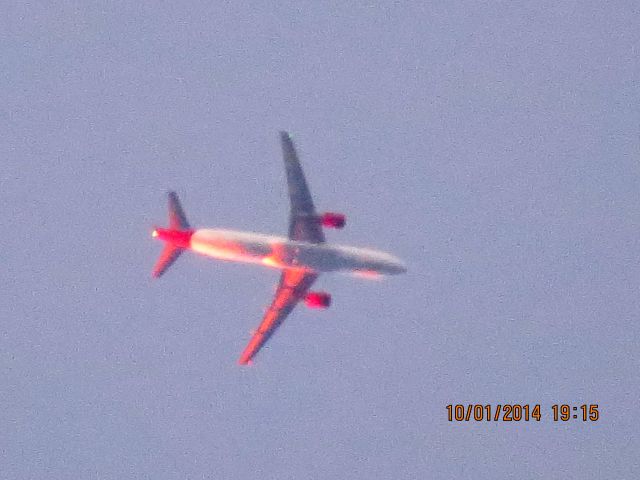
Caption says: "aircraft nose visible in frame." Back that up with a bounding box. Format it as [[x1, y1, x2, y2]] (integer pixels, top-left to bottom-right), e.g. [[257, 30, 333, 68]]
[[386, 259, 407, 274], [393, 263, 407, 274]]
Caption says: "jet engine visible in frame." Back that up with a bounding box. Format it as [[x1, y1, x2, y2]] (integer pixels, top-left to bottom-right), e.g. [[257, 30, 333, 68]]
[[319, 212, 346, 229], [304, 291, 332, 309]]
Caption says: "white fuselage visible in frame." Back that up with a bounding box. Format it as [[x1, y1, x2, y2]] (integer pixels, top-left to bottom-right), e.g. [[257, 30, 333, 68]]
[[189, 229, 406, 276]]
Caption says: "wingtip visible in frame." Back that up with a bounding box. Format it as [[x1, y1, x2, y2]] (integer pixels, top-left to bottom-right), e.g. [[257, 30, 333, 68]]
[[279, 131, 292, 141]]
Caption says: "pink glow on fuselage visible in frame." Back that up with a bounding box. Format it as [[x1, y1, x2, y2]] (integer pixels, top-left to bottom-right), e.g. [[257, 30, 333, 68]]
[[352, 270, 383, 280], [180, 228, 407, 277], [261, 255, 282, 268], [189, 229, 283, 266]]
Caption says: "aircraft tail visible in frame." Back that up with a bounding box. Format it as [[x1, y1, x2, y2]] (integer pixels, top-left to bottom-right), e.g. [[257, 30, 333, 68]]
[[166, 191, 190, 231], [151, 192, 192, 278]]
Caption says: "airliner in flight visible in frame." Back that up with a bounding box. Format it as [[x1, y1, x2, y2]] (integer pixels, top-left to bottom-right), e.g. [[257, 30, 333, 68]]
[[152, 132, 406, 365]]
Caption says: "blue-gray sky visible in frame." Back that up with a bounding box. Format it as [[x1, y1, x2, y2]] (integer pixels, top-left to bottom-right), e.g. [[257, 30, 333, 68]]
[[2, 2, 639, 478]]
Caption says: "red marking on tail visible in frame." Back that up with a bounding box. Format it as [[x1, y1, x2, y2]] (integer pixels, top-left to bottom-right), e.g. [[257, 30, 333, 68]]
[[152, 228, 194, 249], [151, 191, 192, 278]]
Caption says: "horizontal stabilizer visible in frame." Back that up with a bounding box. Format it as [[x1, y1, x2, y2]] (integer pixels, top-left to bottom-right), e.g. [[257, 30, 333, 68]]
[[151, 191, 191, 278], [152, 244, 184, 278], [168, 191, 190, 230]]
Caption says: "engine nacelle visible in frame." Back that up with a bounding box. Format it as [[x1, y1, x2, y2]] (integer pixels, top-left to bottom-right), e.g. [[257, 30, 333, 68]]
[[319, 212, 346, 229], [304, 291, 332, 309]]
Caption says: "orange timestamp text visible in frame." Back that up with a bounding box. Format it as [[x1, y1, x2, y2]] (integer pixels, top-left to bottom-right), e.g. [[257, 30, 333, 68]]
[[446, 404, 599, 422]]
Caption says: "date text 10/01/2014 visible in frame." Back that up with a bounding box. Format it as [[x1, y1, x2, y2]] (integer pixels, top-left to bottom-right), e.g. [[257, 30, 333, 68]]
[[446, 404, 599, 422]]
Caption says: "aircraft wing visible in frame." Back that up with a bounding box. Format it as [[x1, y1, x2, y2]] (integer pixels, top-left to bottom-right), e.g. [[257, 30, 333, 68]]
[[281, 131, 325, 244], [238, 268, 317, 365], [237, 132, 323, 365]]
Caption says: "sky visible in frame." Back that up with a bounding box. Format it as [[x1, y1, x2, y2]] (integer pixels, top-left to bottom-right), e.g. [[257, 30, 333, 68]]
[[1, 1, 639, 478]]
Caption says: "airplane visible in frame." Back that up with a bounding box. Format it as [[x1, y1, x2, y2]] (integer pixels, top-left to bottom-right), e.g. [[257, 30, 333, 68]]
[[151, 132, 406, 365]]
